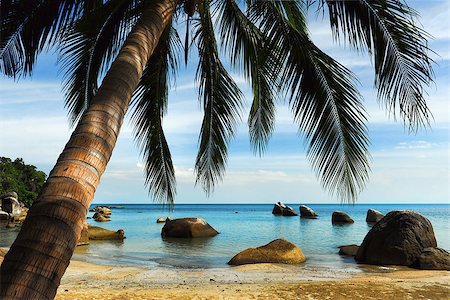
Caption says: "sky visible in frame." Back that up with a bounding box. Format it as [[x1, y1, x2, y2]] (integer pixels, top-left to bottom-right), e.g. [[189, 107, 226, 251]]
[[0, 1, 449, 205]]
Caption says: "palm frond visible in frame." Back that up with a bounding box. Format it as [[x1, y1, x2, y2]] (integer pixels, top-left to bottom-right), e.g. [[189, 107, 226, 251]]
[[130, 24, 181, 207], [250, 1, 370, 203], [59, 0, 140, 125], [0, 0, 84, 77], [216, 0, 276, 155], [325, 0, 434, 130], [193, 0, 244, 194]]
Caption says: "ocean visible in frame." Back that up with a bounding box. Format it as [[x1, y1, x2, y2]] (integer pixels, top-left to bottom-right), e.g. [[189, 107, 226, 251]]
[[1, 204, 449, 272]]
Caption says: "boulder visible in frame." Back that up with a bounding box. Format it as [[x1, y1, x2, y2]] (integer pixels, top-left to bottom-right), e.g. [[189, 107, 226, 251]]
[[90, 206, 112, 215], [272, 202, 286, 215], [416, 247, 450, 271], [4, 192, 18, 199], [0, 211, 9, 221], [228, 239, 305, 265], [156, 218, 165, 223], [87, 225, 125, 240], [161, 218, 218, 238], [332, 211, 354, 224], [356, 211, 437, 266], [282, 205, 298, 216], [366, 209, 384, 223], [93, 212, 110, 222], [77, 222, 89, 246], [1, 193, 20, 217], [272, 202, 298, 216], [338, 245, 359, 256], [299, 205, 318, 218]]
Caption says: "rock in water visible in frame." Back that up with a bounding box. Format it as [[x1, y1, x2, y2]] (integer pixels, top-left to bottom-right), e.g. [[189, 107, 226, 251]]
[[416, 247, 450, 270], [332, 211, 354, 224], [156, 218, 166, 223], [272, 202, 298, 216], [93, 212, 110, 222], [338, 245, 359, 256], [366, 209, 384, 223], [88, 225, 125, 240], [272, 202, 286, 215], [228, 239, 305, 265], [282, 205, 298, 216], [161, 218, 218, 238], [299, 205, 318, 218], [356, 210, 437, 266]]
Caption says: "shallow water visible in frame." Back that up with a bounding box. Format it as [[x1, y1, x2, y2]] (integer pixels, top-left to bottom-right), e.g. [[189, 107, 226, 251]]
[[1, 204, 449, 271]]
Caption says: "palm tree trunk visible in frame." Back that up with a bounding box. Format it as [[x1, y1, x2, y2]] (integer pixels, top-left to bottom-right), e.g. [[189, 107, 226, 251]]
[[0, 0, 176, 298]]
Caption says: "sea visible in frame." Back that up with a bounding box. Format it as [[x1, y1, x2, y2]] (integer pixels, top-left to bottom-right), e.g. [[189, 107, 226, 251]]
[[1, 204, 449, 272]]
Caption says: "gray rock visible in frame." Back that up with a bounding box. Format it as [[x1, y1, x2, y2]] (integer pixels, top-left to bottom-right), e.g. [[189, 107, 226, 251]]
[[416, 247, 450, 270], [282, 205, 298, 216], [162, 218, 218, 238], [356, 210, 437, 266], [299, 205, 318, 218], [272, 202, 298, 216], [0, 211, 9, 221], [272, 202, 286, 215], [338, 245, 359, 256], [366, 209, 384, 223], [332, 211, 354, 224]]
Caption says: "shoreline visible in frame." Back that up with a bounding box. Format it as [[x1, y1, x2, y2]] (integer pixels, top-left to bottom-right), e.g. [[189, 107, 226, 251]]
[[56, 258, 449, 299], [1, 248, 449, 299]]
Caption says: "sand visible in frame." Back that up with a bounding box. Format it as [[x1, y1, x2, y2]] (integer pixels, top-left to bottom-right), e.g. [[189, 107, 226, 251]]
[[55, 260, 449, 299], [1, 248, 449, 299]]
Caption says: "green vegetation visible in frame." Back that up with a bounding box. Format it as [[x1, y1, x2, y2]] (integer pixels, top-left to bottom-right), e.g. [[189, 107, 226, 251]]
[[0, 157, 46, 207]]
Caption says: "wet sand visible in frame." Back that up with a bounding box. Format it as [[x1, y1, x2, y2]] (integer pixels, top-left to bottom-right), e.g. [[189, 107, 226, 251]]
[[55, 259, 449, 299], [1, 248, 449, 299]]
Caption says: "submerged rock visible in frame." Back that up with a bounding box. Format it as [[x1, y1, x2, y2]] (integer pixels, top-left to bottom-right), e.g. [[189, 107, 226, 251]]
[[161, 218, 218, 238], [416, 247, 450, 271], [332, 211, 354, 224], [366, 209, 384, 223], [282, 205, 298, 216], [88, 225, 125, 240], [338, 245, 359, 256], [356, 211, 437, 266], [272, 202, 298, 216], [299, 205, 318, 218], [93, 212, 110, 222], [272, 202, 286, 215], [228, 239, 305, 265]]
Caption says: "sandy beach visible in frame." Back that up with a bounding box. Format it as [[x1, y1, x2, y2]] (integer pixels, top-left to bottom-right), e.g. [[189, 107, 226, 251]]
[[1, 247, 449, 299], [57, 259, 449, 299]]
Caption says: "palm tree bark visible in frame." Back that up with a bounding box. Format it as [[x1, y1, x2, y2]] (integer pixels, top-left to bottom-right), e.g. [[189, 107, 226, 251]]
[[0, 0, 176, 298]]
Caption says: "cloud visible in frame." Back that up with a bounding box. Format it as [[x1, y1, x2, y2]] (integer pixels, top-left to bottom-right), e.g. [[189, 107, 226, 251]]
[[395, 141, 435, 150]]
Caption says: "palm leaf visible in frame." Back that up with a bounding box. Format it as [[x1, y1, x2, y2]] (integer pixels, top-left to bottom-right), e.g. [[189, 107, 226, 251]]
[[0, 0, 84, 77], [59, 0, 140, 125], [216, 0, 276, 155], [250, 1, 370, 203], [193, 0, 244, 194], [325, 0, 434, 130], [130, 23, 181, 207]]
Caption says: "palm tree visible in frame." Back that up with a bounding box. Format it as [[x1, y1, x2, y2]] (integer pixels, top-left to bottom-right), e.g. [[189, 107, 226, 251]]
[[0, 0, 433, 298]]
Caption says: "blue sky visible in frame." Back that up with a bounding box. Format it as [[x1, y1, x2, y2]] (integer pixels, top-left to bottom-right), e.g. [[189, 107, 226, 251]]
[[0, 1, 449, 204]]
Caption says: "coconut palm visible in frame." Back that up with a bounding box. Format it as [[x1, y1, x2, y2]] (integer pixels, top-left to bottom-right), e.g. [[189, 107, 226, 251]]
[[0, 0, 433, 298]]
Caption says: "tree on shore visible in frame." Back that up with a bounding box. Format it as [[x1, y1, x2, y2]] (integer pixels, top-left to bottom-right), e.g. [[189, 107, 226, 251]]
[[0, 0, 433, 298], [0, 157, 47, 207]]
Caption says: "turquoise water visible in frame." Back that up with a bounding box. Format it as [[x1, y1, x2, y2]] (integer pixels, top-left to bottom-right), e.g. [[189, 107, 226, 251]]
[[69, 204, 449, 269], [1, 204, 448, 270]]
